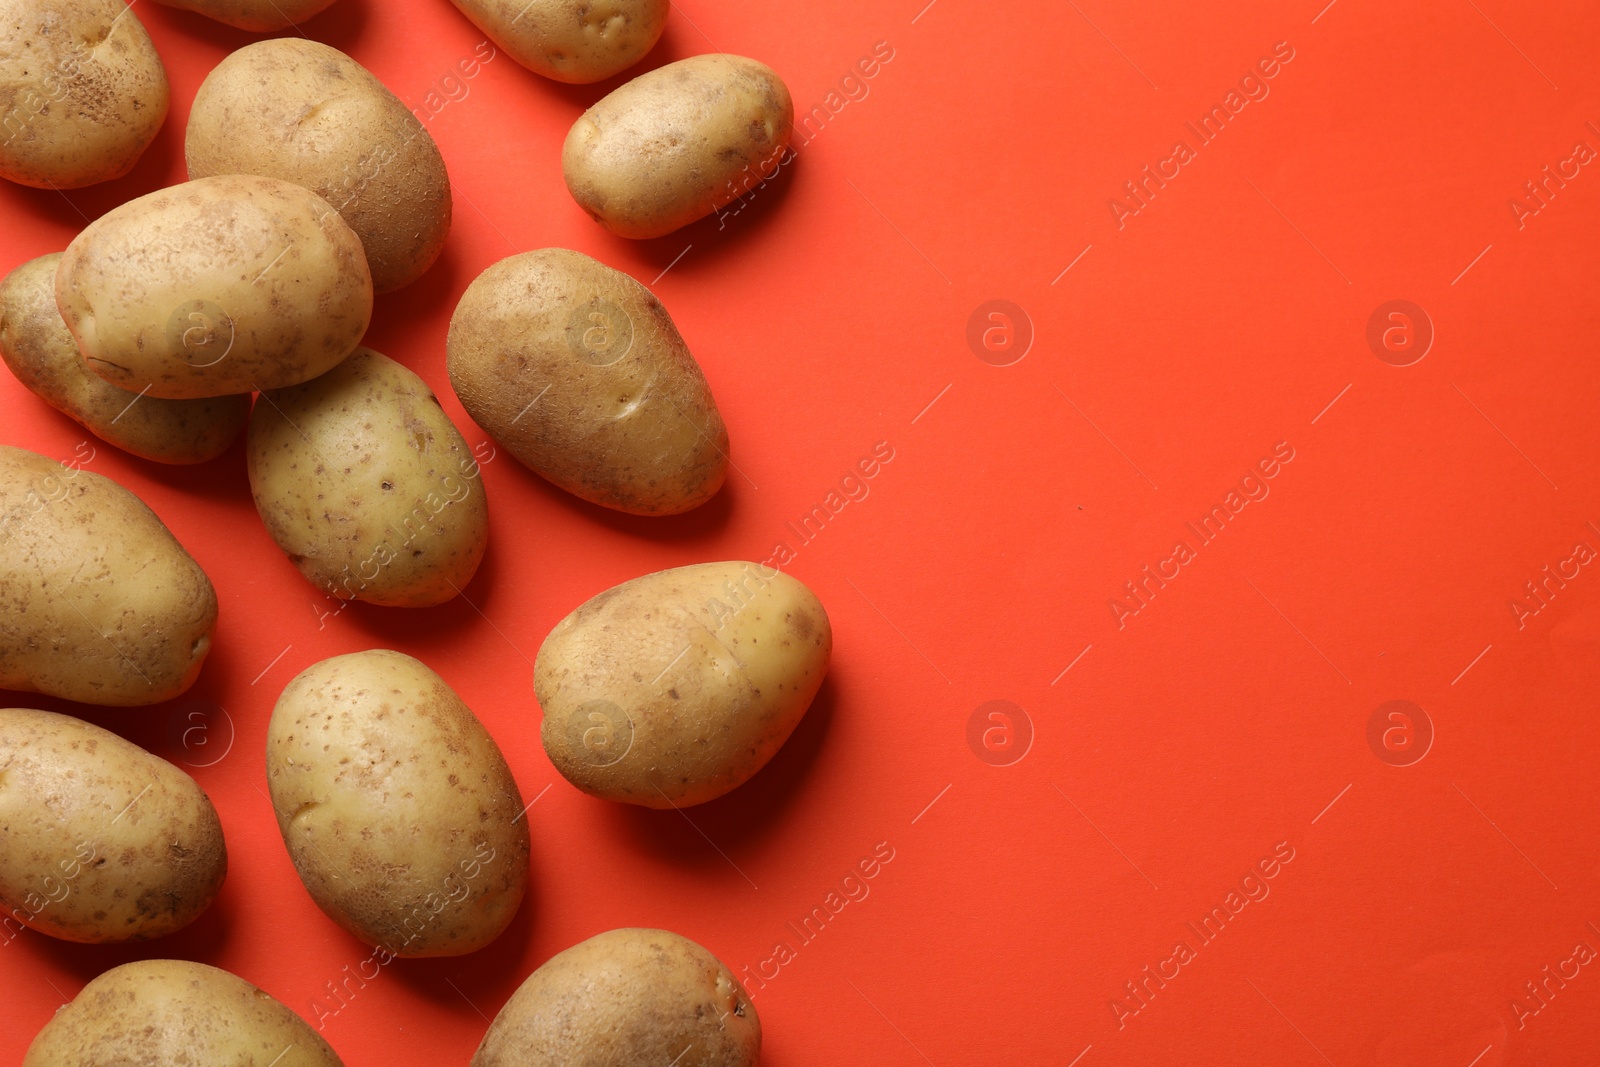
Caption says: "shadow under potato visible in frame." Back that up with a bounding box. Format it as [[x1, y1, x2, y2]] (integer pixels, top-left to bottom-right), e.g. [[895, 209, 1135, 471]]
[[142, 0, 370, 56]]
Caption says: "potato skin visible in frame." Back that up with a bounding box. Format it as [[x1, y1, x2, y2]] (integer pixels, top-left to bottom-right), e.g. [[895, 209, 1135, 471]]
[[247, 348, 488, 607], [0, 254, 249, 464], [448, 0, 666, 84], [0, 709, 226, 944], [563, 55, 794, 239], [186, 39, 452, 293], [267, 650, 530, 957], [472, 928, 760, 1067], [55, 174, 373, 400], [447, 249, 727, 516], [151, 0, 339, 31], [22, 959, 344, 1066], [0, 0, 169, 189], [0, 446, 217, 706], [536, 562, 831, 807]]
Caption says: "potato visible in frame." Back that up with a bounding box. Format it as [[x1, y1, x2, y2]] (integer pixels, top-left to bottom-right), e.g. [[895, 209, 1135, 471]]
[[247, 348, 488, 607], [186, 39, 452, 293], [151, 0, 339, 32], [55, 174, 373, 400], [563, 55, 793, 238], [0, 0, 169, 189], [0, 446, 217, 705], [447, 249, 727, 515], [472, 928, 759, 1067], [267, 650, 530, 957], [0, 254, 249, 464], [23, 959, 344, 1066], [0, 708, 226, 944], [447, 0, 666, 84], [535, 561, 830, 807]]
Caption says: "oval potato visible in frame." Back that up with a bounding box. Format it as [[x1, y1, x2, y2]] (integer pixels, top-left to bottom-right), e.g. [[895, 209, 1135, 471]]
[[151, 0, 339, 32], [447, 0, 666, 84]]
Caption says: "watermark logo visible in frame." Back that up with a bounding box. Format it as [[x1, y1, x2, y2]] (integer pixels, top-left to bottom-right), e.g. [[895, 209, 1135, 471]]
[[566, 699, 633, 767], [966, 700, 1033, 766], [565, 299, 633, 367], [164, 699, 235, 768], [966, 300, 1033, 367], [1366, 300, 1432, 367], [1367, 699, 1433, 766], [167, 300, 235, 368]]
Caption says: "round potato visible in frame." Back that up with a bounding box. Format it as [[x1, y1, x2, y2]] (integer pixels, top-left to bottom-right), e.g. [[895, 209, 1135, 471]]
[[151, 0, 339, 31], [0, 254, 249, 464], [447, 0, 666, 84], [267, 650, 530, 957], [535, 561, 831, 807], [563, 55, 794, 238], [186, 39, 452, 293], [447, 248, 727, 515], [23, 959, 344, 1066], [0, 709, 226, 944], [472, 928, 759, 1067], [0, 0, 169, 189], [55, 174, 373, 400], [0, 445, 217, 705], [248, 347, 488, 607]]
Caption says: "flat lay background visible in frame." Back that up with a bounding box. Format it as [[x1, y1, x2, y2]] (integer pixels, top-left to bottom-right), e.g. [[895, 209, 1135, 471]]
[[4, 0, 1600, 1063]]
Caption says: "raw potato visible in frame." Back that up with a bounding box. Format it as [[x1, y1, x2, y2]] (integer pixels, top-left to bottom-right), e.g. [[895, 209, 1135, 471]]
[[0, 0, 169, 189], [0, 254, 249, 464], [248, 348, 488, 607], [447, 249, 728, 516], [447, 0, 666, 84], [472, 928, 760, 1067], [0, 446, 217, 706], [23, 959, 344, 1066], [563, 55, 794, 238], [151, 0, 340, 32], [55, 174, 373, 400], [535, 561, 831, 807], [0, 709, 226, 943], [267, 650, 530, 957], [186, 39, 452, 293]]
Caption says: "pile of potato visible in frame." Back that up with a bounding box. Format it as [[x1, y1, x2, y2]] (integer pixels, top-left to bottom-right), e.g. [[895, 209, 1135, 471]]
[[0, 0, 817, 1062]]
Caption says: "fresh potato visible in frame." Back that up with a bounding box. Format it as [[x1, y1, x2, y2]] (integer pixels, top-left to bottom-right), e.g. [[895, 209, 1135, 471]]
[[267, 650, 530, 957], [472, 928, 760, 1067], [247, 347, 488, 607], [447, 248, 727, 515], [447, 0, 666, 84], [0, 254, 249, 463], [563, 55, 794, 238], [151, 0, 339, 31], [55, 174, 373, 400], [0, 446, 217, 705], [186, 39, 451, 293], [0, 0, 169, 189], [0, 708, 226, 944], [23, 959, 344, 1066], [535, 561, 831, 807]]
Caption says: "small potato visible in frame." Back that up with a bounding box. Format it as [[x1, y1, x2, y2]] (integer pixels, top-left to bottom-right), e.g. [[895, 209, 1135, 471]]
[[23, 959, 344, 1066], [0, 0, 169, 189], [535, 561, 831, 807], [0, 446, 217, 706], [248, 348, 488, 607], [472, 928, 759, 1067], [0, 708, 226, 943], [0, 254, 249, 464], [563, 55, 794, 238], [267, 650, 530, 957], [447, 249, 727, 515], [447, 0, 666, 84], [151, 0, 339, 32], [56, 174, 373, 400], [186, 39, 452, 293]]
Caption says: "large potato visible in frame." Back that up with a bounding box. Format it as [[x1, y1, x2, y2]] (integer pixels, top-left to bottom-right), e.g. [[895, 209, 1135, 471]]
[[151, 0, 339, 31], [447, 249, 727, 516], [535, 561, 831, 807], [0, 254, 249, 464], [0, 709, 226, 944], [23, 959, 344, 1066], [448, 0, 666, 84], [186, 39, 452, 293], [0, 0, 169, 189], [472, 928, 760, 1067], [0, 446, 217, 705], [563, 55, 794, 238], [267, 650, 530, 957], [248, 347, 488, 607], [55, 174, 373, 400]]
